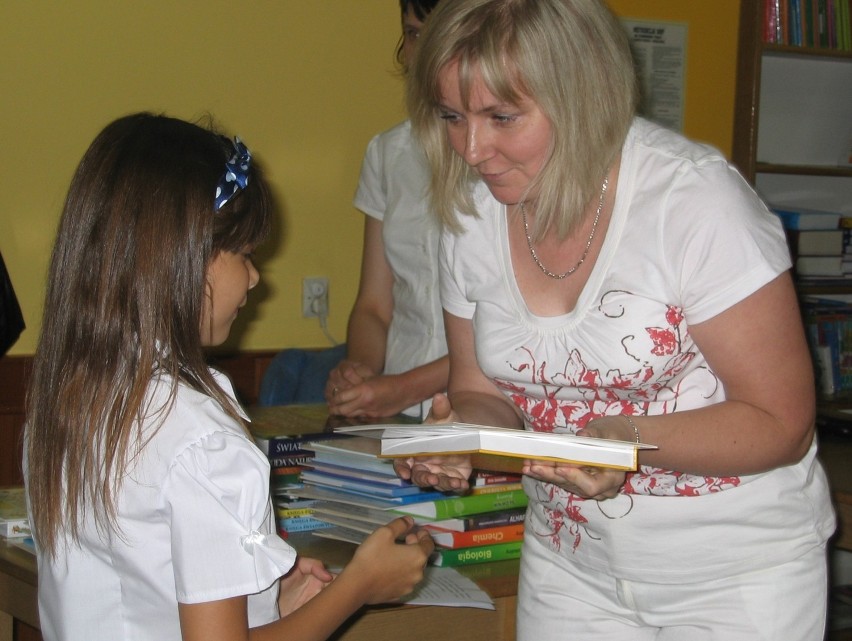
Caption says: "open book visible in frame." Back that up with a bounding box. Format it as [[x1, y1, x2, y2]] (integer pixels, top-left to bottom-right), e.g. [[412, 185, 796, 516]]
[[333, 423, 656, 472]]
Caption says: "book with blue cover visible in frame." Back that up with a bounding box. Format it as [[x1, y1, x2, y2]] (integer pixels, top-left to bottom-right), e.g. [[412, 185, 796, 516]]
[[772, 205, 842, 231]]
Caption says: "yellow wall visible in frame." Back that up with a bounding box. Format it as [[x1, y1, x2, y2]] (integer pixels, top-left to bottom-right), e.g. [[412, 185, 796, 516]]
[[0, 1, 740, 357]]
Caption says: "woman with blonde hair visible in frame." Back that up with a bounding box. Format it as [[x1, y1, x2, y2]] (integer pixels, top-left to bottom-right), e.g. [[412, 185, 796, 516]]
[[396, 1, 836, 639]]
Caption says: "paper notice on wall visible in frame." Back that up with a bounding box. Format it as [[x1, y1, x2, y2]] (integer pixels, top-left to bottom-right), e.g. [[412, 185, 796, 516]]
[[621, 19, 687, 133]]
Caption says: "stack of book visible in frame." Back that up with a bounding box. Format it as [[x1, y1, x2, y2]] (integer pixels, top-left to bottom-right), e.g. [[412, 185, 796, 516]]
[[293, 436, 450, 509], [304, 483, 529, 568], [762, 0, 852, 51], [802, 293, 852, 398], [394, 488, 528, 567], [774, 205, 852, 285], [250, 405, 347, 538], [288, 435, 530, 567], [300, 422, 654, 567]]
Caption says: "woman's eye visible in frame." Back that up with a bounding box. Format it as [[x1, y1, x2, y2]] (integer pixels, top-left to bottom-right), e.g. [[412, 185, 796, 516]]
[[439, 111, 461, 123], [493, 113, 517, 124]]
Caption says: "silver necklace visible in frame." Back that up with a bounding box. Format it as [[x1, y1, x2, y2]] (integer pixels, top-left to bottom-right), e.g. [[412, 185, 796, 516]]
[[520, 175, 609, 280]]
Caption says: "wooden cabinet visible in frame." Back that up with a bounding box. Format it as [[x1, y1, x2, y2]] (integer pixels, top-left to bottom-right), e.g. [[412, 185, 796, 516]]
[[732, 2, 852, 402], [732, 2, 852, 245]]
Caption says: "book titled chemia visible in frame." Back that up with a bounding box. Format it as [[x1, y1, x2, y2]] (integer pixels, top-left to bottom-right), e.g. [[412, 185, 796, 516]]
[[425, 523, 525, 549]]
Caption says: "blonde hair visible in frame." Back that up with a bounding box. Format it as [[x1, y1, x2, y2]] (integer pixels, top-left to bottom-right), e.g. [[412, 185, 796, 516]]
[[407, 0, 638, 239]]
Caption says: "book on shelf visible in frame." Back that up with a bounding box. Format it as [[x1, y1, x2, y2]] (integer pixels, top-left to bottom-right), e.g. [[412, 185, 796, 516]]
[[764, 0, 852, 49], [391, 488, 528, 520], [425, 522, 525, 550], [0, 487, 31, 539], [802, 302, 852, 397], [787, 229, 851, 256], [430, 540, 523, 567], [334, 422, 654, 472], [795, 255, 852, 277], [772, 205, 843, 231]]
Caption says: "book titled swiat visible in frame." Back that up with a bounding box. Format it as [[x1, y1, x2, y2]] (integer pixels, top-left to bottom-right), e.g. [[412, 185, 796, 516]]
[[430, 540, 522, 567], [334, 422, 655, 472]]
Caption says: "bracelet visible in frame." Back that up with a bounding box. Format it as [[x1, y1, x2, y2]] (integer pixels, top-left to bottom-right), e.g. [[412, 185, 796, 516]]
[[624, 415, 641, 444]]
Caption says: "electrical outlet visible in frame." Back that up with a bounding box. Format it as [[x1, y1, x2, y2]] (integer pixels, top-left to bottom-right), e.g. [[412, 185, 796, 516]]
[[302, 277, 329, 318]]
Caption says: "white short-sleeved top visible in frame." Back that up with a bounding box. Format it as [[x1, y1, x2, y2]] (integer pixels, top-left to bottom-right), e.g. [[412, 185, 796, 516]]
[[354, 120, 447, 418], [440, 118, 836, 582], [34, 370, 297, 641]]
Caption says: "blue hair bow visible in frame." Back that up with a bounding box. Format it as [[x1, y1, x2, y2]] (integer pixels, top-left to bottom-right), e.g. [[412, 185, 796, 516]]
[[214, 137, 252, 211]]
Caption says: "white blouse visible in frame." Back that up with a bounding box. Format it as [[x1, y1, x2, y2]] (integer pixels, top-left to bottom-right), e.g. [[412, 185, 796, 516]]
[[33, 369, 297, 641]]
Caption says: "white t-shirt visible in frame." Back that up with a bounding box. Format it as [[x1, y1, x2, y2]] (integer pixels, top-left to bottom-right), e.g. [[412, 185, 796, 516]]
[[440, 118, 836, 582], [354, 120, 447, 418], [34, 369, 297, 641]]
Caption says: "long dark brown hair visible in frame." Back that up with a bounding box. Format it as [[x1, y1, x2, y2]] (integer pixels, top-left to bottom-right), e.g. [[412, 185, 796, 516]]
[[26, 113, 272, 555]]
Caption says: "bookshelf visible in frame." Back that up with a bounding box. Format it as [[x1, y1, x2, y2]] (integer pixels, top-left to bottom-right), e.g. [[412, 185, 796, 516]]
[[732, 1, 852, 399]]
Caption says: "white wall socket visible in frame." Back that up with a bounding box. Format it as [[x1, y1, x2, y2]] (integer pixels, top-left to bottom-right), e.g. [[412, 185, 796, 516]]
[[302, 277, 329, 318]]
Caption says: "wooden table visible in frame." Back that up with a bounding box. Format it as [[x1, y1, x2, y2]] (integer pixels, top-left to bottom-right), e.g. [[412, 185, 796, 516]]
[[0, 530, 517, 641], [0, 404, 520, 641], [2, 406, 849, 641]]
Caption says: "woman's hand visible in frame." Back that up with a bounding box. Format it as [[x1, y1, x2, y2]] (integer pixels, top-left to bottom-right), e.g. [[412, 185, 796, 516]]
[[523, 415, 634, 500], [394, 454, 473, 492], [328, 372, 411, 418], [277, 557, 335, 617], [325, 359, 376, 413], [523, 460, 625, 500], [392, 393, 472, 491]]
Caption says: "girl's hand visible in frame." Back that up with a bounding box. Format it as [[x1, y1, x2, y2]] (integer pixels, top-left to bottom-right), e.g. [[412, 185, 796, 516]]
[[277, 557, 335, 617], [344, 516, 434, 604]]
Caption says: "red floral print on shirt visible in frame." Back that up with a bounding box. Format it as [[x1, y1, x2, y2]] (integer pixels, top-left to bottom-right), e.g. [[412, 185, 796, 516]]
[[491, 292, 740, 551]]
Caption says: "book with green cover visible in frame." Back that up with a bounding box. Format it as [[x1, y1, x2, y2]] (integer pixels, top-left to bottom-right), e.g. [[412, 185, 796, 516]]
[[430, 540, 522, 567], [392, 488, 528, 520]]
